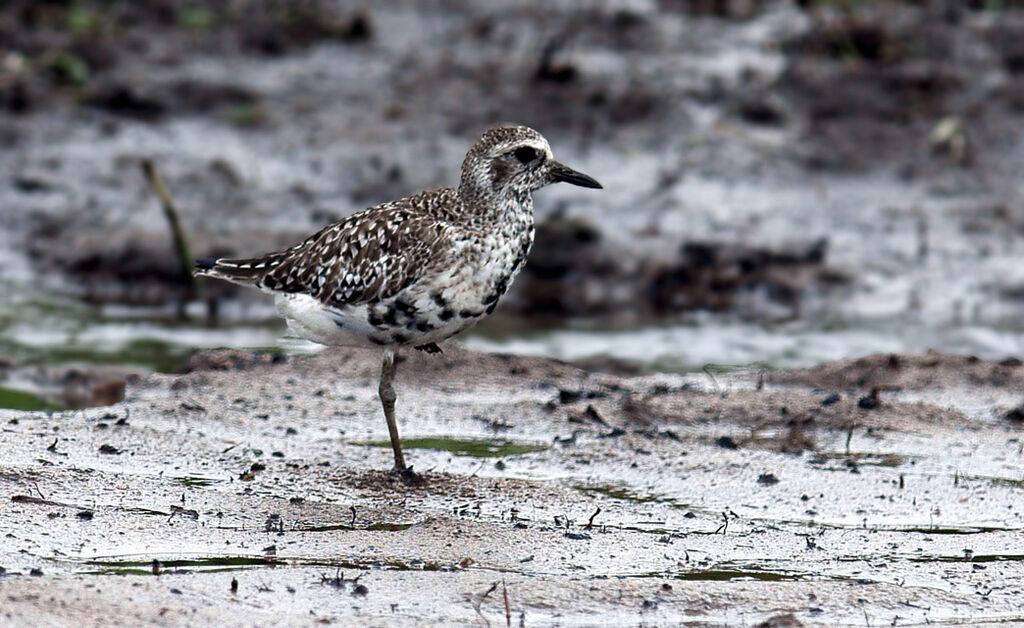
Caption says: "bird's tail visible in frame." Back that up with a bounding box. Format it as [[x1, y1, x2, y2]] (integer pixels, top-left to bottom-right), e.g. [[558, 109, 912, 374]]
[[194, 253, 287, 287]]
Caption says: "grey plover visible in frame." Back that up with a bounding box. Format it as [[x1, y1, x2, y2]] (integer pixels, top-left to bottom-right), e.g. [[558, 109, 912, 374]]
[[195, 125, 602, 477]]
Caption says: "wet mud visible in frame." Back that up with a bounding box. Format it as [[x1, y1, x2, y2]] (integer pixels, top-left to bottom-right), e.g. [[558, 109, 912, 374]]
[[2, 346, 1023, 625]]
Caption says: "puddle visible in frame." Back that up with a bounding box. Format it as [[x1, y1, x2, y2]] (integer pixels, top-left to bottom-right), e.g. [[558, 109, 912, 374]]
[[573, 483, 665, 504], [632, 561, 878, 583], [78, 555, 447, 576], [958, 474, 1024, 490], [170, 475, 226, 487], [798, 522, 1020, 535], [909, 553, 1024, 563], [82, 556, 288, 575], [837, 553, 1024, 564], [297, 522, 414, 532], [694, 509, 1023, 535], [357, 438, 548, 458], [667, 567, 808, 582], [123, 507, 174, 517]]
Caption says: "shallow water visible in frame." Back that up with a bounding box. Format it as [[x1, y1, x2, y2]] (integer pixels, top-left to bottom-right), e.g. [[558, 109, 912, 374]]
[[3, 282, 1024, 385]]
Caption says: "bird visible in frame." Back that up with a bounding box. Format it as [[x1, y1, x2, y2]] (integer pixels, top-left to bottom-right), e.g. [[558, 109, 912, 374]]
[[195, 125, 602, 479]]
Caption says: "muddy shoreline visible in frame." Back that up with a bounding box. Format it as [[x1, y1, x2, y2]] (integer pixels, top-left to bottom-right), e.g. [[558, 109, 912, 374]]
[[2, 346, 1023, 625]]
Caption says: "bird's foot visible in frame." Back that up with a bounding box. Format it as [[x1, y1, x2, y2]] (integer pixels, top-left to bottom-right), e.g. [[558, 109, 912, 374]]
[[390, 465, 425, 485]]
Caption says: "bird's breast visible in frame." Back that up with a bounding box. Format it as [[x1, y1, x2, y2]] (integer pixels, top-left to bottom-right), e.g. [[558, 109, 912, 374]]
[[339, 214, 536, 349]]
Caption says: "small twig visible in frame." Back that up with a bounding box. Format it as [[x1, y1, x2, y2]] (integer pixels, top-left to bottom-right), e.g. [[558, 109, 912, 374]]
[[584, 506, 601, 531], [713, 511, 729, 535], [845, 421, 855, 456], [320, 567, 345, 589], [473, 581, 500, 622]]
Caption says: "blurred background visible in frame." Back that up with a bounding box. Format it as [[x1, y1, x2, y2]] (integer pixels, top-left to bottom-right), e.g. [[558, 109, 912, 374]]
[[3, 0, 1024, 409]]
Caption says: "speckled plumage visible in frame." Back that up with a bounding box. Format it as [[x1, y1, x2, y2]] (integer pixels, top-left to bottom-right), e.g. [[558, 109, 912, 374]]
[[196, 125, 601, 475]]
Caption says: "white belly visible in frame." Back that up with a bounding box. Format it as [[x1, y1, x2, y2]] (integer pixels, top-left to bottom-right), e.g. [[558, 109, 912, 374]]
[[274, 293, 377, 347]]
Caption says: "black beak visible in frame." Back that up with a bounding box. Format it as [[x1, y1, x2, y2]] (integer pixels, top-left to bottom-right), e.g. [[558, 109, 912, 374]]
[[550, 162, 603, 189]]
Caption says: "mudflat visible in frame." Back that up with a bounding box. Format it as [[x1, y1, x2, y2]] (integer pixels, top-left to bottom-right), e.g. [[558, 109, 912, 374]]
[[2, 346, 1022, 626]]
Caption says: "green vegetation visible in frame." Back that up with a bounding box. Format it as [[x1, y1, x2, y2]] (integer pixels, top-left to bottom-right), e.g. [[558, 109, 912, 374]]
[[228, 103, 270, 128], [176, 6, 215, 30], [46, 51, 89, 86], [66, 3, 99, 36], [0, 387, 61, 412]]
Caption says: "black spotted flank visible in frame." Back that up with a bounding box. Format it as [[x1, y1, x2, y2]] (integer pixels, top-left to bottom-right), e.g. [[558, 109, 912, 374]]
[[415, 320, 434, 332], [391, 332, 408, 344], [459, 309, 483, 319], [431, 292, 448, 308], [395, 298, 416, 314], [512, 239, 530, 271], [439, 309, 454, 321], [414, 343, 442, 354], [483, 278, 508, 305], [369, 336, 388, 346], [383, 307, 399, 326], [367, 310, 384, 327]]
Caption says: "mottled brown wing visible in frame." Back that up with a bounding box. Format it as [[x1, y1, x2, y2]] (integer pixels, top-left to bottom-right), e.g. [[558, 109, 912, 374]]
[[257, 204, 448, 309]]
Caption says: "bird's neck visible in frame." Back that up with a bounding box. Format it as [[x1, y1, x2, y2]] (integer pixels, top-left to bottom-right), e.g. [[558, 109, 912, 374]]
[[456, 180, 534, 230]]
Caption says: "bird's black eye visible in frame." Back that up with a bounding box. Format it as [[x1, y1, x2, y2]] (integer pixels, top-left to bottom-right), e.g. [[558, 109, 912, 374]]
[[513, 146, 538, 164]]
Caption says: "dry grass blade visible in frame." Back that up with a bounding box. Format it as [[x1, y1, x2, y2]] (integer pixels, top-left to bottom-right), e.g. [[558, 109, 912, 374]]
[[140, 158, 203, 311]]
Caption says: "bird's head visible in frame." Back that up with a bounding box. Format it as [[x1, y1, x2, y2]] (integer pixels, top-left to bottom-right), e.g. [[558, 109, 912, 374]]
[[460, 125, 602, 200]]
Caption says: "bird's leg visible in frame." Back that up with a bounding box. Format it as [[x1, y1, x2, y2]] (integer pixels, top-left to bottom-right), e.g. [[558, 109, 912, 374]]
[[378, 349, 416, 479]]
